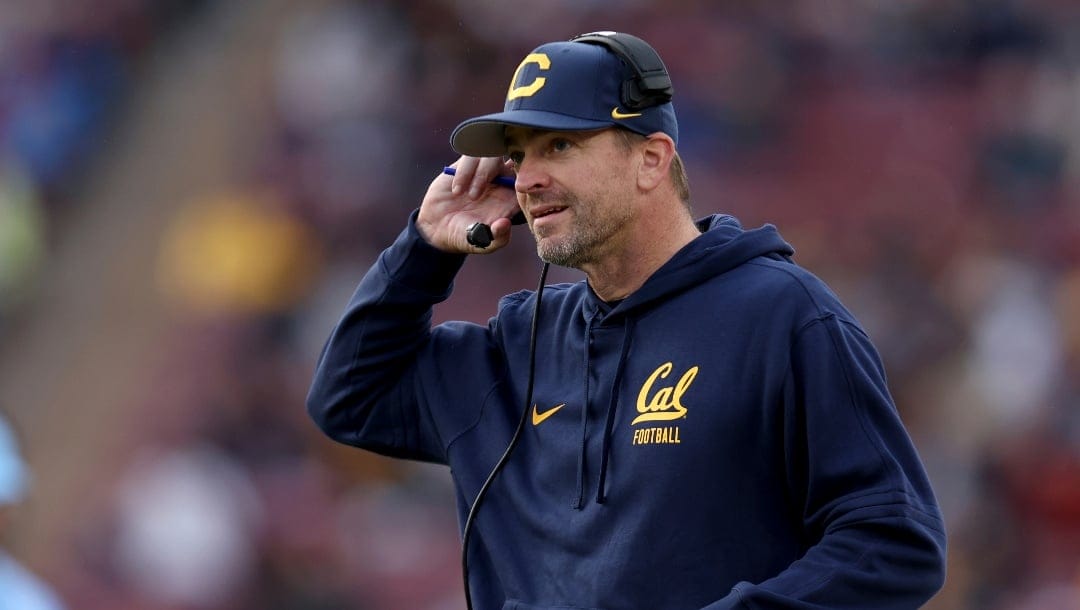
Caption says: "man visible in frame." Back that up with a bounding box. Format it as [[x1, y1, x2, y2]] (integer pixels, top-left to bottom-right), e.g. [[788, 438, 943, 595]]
[[307, 32, 946, 609]]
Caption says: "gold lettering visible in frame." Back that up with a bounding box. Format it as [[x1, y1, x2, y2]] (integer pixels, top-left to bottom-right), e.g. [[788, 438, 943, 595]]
[[649, 386, 673, 410], [629, 426, 683, 446], [633, 362, 698, 425], [506, 53, 550, 100]]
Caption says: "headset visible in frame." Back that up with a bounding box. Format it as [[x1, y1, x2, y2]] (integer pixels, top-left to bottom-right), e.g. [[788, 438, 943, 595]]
[[569, 31, 674, 110]]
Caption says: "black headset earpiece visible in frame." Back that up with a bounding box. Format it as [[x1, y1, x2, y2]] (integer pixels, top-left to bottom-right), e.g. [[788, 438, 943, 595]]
[[570, 31, 673, 110]]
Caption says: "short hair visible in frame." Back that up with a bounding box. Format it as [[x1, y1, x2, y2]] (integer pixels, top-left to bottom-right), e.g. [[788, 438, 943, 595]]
[[614, 129, 692, 209]]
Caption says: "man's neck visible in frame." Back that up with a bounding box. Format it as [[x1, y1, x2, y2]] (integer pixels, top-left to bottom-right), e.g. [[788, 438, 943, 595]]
[[583, 212, 701, 302]]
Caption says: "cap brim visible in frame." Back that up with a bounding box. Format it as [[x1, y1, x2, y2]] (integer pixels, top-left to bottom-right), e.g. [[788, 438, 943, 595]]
[[451, 110, 614, 157]]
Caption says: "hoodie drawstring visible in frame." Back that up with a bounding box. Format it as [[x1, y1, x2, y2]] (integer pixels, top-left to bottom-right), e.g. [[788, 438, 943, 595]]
[[596, 317, 633, 504], [574, 315, 595, 509]]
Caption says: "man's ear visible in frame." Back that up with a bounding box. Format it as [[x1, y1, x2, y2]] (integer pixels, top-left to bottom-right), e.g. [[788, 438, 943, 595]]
[[637, 133, 675, 192]]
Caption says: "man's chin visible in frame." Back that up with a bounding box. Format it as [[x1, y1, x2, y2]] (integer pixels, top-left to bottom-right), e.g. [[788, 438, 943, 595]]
[[537, 238, 585, 268]]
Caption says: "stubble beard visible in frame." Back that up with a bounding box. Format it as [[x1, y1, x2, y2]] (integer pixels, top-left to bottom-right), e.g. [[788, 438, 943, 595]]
[[532, 190, 633, 269]]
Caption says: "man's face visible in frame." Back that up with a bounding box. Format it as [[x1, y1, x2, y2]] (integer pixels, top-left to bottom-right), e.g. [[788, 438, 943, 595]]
[[504, 127, 638, 268]]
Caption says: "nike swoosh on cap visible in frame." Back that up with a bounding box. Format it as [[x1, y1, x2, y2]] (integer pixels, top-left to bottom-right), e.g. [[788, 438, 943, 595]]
[[611, 106, 643, 119], [532, 403, 566, 426]]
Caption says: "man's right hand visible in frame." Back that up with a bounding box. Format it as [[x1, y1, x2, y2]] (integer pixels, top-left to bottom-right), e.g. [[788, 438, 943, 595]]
[[416, 156, 521, 254]]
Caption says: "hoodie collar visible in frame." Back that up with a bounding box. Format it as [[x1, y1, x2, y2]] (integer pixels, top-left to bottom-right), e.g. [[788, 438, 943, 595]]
[[584, 214, 795, 319]]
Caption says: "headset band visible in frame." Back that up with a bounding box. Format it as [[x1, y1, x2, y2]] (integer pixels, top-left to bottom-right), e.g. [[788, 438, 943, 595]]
[[570, 32, 673, 109]]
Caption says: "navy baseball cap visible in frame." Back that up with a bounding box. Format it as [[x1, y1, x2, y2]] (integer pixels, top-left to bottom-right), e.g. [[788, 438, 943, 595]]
[[451, 32, 678, 157]]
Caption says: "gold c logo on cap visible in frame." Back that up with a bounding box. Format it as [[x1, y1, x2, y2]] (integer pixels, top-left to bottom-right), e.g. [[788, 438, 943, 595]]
[[507, 53, 550, 100]]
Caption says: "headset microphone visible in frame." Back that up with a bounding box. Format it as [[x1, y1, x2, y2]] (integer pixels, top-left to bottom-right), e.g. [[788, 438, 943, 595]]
[[442, 166, 525, 248], [466, 212, 527, 248], [466, 222, 494, 249]]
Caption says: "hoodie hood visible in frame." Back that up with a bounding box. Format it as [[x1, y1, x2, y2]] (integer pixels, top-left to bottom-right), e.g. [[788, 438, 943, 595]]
[[595, 214, 795, 316]]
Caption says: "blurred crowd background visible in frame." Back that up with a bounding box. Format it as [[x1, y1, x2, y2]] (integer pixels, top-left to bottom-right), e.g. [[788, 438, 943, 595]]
[[0, 0, 1078, 608]]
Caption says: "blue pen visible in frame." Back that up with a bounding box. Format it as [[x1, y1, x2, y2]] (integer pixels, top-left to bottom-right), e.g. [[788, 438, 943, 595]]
[[443, 166, 516, 189]]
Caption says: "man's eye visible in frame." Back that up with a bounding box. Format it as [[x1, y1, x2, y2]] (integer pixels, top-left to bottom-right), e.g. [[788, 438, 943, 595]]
[[507, 152, 524, 166], [552, 139, 572, 152]]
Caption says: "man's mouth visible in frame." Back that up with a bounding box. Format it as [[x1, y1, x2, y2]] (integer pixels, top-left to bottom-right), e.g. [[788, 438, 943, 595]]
[[530, 205, 567, 219]]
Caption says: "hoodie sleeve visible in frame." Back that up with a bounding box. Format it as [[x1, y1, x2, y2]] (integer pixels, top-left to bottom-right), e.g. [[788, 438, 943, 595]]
[[305, 211, 485, 464], [705, 313, 947, 610]]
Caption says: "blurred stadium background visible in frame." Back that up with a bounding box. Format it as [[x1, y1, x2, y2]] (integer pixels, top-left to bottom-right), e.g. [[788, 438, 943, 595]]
[[0, 0, 1078, 608]]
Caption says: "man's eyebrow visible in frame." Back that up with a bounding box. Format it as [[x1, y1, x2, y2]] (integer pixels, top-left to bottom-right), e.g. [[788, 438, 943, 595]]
[[504, 127, 540, 149]]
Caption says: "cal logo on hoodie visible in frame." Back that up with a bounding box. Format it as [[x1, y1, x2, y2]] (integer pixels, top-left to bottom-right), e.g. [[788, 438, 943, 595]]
[[631, 361, 697, 445]]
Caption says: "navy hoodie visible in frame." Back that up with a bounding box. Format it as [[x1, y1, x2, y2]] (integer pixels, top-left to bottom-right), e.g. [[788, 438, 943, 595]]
[[307, 213, 947, 609]]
